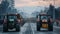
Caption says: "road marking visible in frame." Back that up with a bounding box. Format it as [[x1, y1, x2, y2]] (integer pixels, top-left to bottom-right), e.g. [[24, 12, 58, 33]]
[[20, 23, 29, 34], [30, 23, 35, 34]]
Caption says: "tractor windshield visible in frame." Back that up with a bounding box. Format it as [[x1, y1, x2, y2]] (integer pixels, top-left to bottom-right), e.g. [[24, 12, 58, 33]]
[[8, 16, 17, 19], [41, 16, 48, 20], [8, 16, 17, 21]]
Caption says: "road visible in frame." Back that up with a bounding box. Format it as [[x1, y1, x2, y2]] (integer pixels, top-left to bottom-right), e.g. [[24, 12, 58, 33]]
[[0, 22, 60, 34]]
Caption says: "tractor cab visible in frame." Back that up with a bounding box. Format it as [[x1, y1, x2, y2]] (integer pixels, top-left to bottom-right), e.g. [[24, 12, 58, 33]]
[[3, 14, 21, 32], [36, 13, 53, 31]]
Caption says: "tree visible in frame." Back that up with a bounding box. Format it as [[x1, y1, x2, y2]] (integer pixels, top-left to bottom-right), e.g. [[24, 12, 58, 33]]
[[1, 0, 9, 14], [47, 4, 55, 18], [55, 7, 60, 20], [0, 0, 17, 14]]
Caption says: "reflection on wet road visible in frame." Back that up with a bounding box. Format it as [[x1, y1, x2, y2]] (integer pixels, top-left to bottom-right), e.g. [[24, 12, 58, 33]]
[[0, 22, 60, 34]]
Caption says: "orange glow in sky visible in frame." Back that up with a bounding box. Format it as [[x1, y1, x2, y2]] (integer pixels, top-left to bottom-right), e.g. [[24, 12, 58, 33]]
[[15, 0, 60, 7]]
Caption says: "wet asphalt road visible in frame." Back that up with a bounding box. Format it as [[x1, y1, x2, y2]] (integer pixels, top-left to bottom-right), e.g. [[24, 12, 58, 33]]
[[0, 22, 60, 34]]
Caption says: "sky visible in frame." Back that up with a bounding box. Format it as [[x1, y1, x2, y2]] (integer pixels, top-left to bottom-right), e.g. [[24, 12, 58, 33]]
[[0, 0, 2, 3], [14, 0, 60, 15], [0, 0, 60, 17], [14, 0, 60, 7], [0, 0, 60, 7]]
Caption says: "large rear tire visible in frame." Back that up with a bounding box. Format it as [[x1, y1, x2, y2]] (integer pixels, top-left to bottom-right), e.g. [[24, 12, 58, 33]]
[[48, 23, 53, 31], [16, 24, 20, 32], [36, 22, 41, 31], [3, 24, 8, 32], [37, 25, 40, 31]]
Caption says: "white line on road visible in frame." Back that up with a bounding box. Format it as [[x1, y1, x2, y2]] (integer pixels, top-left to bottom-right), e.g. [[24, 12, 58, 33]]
[[30, 23, 35, 34], [20, 23, 29, 34]]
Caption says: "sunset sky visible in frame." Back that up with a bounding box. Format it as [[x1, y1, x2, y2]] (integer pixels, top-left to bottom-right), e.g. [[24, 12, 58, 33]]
[[0, 0, 60, 7], [0, 0, 2, 3], [0, 0, 60, 16], [0, 0, 60, 8], [14, 0, 60, 7], [14, 0, 60, 15]]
